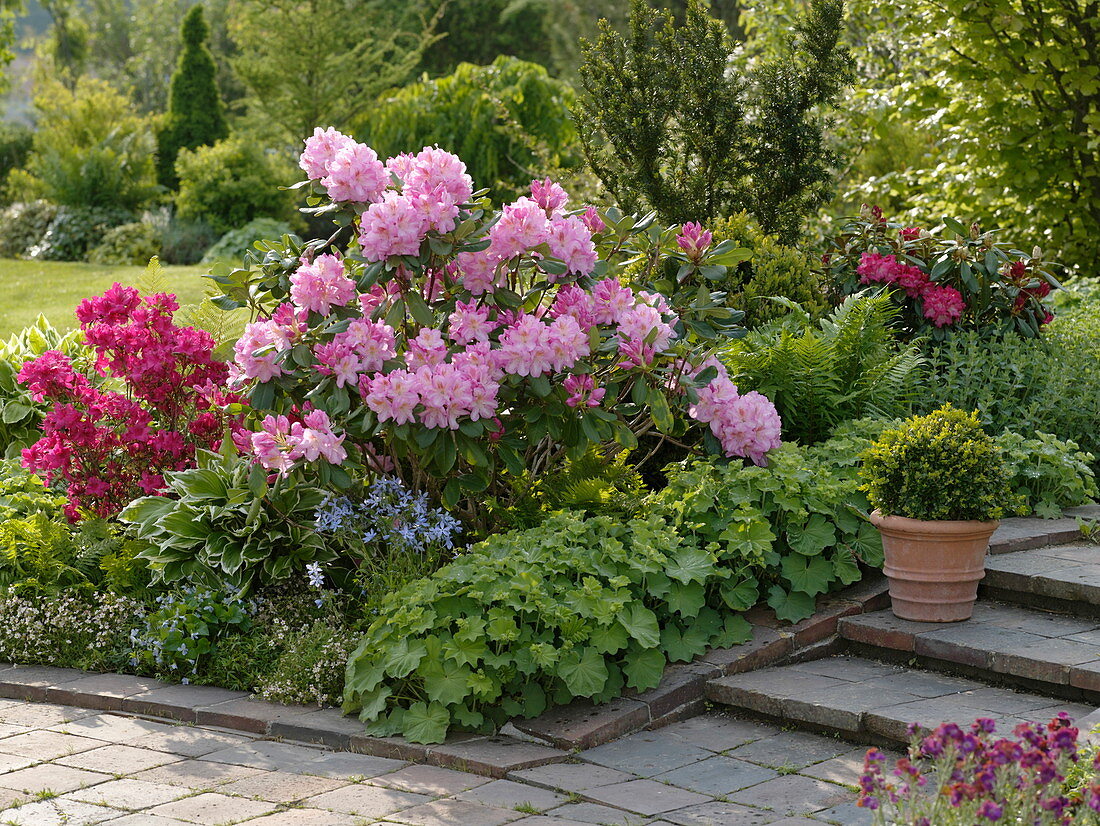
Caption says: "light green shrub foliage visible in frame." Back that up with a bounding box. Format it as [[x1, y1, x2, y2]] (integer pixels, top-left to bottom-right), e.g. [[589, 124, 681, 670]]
[[0, 316, 93, 459], [652, 443, 883, 625], [343, 511, 753, 743], [816, 418, 1097, 519], [87, 222, 161, 265], [174, 136, 296, 237], [992, 432, 1095, 520], [121, 449, 332, 595], [918, 308, 1100, 470], [708, 213, 826, 326], [722, 292, 924, 444], [366, 56, 580, 202], [201, 217, 293, 264], [861, 406, 1012, 522], [11, 77, 157, 211]]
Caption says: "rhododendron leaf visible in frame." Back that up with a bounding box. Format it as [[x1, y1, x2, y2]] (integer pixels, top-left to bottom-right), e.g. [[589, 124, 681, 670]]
[[405, 292, 435, 327], [401, 702, 450, 744], [442, 478, 461, 509], [767, 584, 816, 624], [251, 382, 275, 410], [614, 424, 638, 450], [617, 604, 660, 647], [942, 216, 968, 236], [649, 389, 674, 434], [623, 648, 665, 690], [557, 648, 608, 697]]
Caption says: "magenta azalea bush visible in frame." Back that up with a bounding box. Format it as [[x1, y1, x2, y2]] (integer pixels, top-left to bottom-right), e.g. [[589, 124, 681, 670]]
[[859, 714, 1100, 825], [210, 129, 781, 523], [824, 206, 1060, 340], [18, 285, 239, 520]]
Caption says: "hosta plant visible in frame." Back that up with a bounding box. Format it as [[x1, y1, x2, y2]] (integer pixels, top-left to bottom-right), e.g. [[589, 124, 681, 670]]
[[208, 131, 779, 529], [120, 446, 331, 595], [823, 207, 1061, 340]]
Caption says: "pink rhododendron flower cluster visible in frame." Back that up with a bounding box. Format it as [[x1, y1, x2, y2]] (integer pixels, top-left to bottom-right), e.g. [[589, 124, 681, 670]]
[[250, 409, 346, 473], [677, 222, 712, 262], [857, 252, 966, 328], [689, 370, 783, 466], [20, 284, 239, 520], [290, 254, 357, 316]]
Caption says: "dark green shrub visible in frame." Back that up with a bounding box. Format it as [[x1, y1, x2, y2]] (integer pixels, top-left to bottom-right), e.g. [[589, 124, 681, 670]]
[[174, 136, 296, 237], [201, 217, 293, 264], [860, 406, 1012, 522], [365, 56, 580, 201], [0, 122, 33, 202], [157, 216, 218, 265], [27, 206, 133, 261], [156, 5, 228, 189], [0, 201, 58, 259], [709, 212, 826, 326], [418, 0, 554, 77], [722, 292, 924, 444], [574, 0, 852, 240], [87, 222, 161, 265]]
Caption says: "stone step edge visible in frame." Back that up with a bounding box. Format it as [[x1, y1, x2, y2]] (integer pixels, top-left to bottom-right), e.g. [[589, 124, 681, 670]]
[[705, 661, 1100, 747], [989, 505, 1099, 555], [0, 664, 568, 778], [838, 614, 1100, 701]]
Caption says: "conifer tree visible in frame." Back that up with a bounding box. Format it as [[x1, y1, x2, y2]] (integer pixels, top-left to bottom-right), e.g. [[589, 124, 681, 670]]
[[156, 4, 227, 189], [575, 0, 852, 242]]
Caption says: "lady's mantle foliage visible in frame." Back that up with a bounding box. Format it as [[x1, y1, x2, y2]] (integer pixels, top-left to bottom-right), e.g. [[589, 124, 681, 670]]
[[212, 128, 781, 516]]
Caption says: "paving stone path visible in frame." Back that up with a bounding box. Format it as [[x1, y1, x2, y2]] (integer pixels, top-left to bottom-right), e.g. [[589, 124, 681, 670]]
[[0, 699, 874, 826]]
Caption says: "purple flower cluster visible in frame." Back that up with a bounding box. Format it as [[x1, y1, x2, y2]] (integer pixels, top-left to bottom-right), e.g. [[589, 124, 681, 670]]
[[858, 714, 1100, 825]]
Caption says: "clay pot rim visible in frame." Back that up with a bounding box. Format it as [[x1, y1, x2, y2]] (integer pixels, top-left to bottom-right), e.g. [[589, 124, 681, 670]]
[[870, 509, 1000, 534]]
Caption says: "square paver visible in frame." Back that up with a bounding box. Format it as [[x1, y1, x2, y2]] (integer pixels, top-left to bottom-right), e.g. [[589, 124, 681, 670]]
[[199, 740, 325, 771], [219, 769, 348, 802], [57, 743, 182, 774], [49, 714, 179, 744], [583, 778, 711, 816], [581, 731, 713, 777], [660, 714, 778, 753], [654, 754, 779, 795], [235, 809, 361, 825], [662, 800, 778, 825], [0, 704, 95, 729], [128, 725, 254, 757], [303, 750, 406, 780], [730, 775, 852, 816], [0, 798, 118, 825], [66, 777, 188, 809], [508, 761, 639, 792], [0, 762, 112, 794], [729, 731, 849, 770], [371, 763, 490, 795], [0, 730, 106, 759], [386, 798, 521, 826], [131, 757, 266, 787], [800, 749, 879, 786], [543, 801, 650, 825], [303, 783, 430, 817], [148, 791, 275, 823], [457, 778, 567, 812]]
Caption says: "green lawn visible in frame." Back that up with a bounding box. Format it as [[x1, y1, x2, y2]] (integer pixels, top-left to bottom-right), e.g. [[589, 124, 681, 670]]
[[0, 259, 212, 337]]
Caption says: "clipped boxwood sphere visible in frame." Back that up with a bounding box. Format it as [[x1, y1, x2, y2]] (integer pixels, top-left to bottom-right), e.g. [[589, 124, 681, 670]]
[[860, 405, 1011, 522]]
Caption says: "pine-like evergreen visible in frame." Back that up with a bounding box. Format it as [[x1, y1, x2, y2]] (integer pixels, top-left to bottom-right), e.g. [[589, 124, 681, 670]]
[[574, 0, 852, 242], [156, 5, 227, 190]]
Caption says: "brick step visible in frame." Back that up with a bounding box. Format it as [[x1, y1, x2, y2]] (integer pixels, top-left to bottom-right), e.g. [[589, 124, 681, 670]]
[[705, 655, 1095, 746], [839, 603, 1100, 701], [983, 543, 1100, 615]]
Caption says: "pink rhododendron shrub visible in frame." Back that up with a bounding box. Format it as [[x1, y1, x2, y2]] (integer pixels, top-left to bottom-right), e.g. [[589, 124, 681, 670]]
[[823, 206, 1060, 340], [208, 130, 781, 520], [19, 284, 240, 520]]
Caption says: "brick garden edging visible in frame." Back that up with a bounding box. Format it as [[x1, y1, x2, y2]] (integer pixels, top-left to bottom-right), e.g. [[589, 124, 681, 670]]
[[0, 511, 1091, 778]]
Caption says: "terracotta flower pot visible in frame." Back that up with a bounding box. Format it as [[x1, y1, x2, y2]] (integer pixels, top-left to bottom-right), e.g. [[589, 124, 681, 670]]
[[870, 510, 999, 623]]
